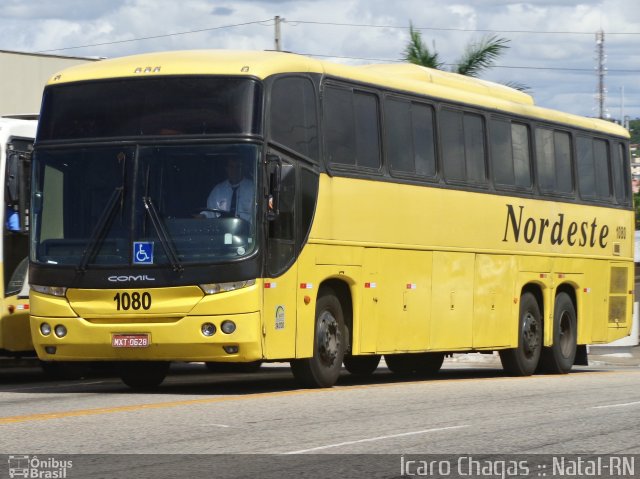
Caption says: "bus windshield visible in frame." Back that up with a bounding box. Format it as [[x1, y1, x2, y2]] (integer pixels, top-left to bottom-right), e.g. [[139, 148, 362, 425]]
[[33, 143, 259, 267], [37, 77, 262, 140]]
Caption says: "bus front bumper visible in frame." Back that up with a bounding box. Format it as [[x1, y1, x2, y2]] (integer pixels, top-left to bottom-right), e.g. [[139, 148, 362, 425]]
[[29, 312, 263, 362]]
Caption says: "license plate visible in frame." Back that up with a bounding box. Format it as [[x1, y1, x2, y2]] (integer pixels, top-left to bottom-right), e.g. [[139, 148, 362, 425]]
[[112, 334, 150, 348]]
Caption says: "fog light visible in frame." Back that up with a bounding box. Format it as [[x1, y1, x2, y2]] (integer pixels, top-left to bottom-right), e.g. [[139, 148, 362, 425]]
[[40, 323, 52, 336], [201, 322, 217, 337], [54, 325, 67, 338], [44, 346, 57, 354], [223, 345, 239, 354], [221, 320, 236, 334]]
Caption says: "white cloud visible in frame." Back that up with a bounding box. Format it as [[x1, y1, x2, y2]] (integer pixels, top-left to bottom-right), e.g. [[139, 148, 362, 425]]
[[0, 0, 638, 118]]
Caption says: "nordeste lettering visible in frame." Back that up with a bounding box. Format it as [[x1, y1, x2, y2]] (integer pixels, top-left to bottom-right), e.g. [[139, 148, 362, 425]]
[[502, 204, 609, 248]]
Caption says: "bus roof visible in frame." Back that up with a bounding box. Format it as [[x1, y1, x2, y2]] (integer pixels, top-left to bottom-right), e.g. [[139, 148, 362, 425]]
[[44, 49, 629, 138]]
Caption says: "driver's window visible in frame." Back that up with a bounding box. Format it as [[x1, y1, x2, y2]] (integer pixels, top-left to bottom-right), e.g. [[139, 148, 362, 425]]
[[267, 160, 296, 276]]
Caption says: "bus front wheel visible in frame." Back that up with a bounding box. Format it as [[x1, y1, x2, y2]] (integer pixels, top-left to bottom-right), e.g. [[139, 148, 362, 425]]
[[119, 361, 170, 390], [499, 292, 542, 376], [290, 290, 346, 388], [539, 292, 577, 374]]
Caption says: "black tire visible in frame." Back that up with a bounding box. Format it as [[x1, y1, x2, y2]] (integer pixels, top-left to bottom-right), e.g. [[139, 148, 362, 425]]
[[415, 353, 445, 375], [205, 361, 262, 373], [539, 292, 577, 374], [290, 290, 346, 388], [40, 361, 91, 380], [343, 354, 381, 376], [384, 354, 415, 375], [499, 292, 542, 376], [119, 361, 169, 390], [384, 352, 444, 376]]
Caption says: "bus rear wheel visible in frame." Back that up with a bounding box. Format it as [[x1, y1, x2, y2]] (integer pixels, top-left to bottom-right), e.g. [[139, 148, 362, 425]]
[[384, 353, 444, 376], [499, 292, 542, 376], [539, 292, 577, 374], [290, 290, 346, 388], [343, 354, 381, 376], [119, 361, 170, 390]]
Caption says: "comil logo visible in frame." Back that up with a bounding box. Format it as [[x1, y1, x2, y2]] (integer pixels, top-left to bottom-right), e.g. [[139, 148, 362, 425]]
[[107, 275, 156, 282], [8, 455, 73, 478]]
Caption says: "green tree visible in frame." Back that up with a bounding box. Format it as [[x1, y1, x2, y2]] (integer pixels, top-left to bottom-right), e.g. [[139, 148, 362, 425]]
[[629, 119, 640, 144], [403, 23, 527, 91]]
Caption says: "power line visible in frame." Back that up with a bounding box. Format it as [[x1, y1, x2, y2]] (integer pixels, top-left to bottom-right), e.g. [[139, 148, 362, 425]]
[[34, 19, 273, 54], [301, 53, 640, 73], [287, 19, 640, 36], [26, 17, 640, 74]]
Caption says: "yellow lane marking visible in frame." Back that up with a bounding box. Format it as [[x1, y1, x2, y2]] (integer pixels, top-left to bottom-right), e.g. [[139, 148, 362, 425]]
[[0, 388, 311, 425], [0, 369, 636, 425]]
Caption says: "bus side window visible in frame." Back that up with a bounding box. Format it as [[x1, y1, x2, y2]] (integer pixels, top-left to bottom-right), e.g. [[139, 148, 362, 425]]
[[611, 142, 630, 206]]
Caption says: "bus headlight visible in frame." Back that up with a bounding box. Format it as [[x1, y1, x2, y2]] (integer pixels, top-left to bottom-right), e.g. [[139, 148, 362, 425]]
[[199, 279, 255, 295], [54, 325, 67, 338], [31, 284, 68, 297], [221, 321, 236, 334], [40, 323, 52, 336]]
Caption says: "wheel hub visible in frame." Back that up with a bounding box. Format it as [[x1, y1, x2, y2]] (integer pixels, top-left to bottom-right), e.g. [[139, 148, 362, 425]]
[[522, 312, 540, 358], [558, 311, 573, 357], [317, 311, 341, 367]]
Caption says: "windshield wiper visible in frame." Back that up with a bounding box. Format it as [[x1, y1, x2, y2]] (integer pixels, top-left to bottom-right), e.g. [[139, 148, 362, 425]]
[[142, 196, 183, 273], [77, 187, 123, 273]]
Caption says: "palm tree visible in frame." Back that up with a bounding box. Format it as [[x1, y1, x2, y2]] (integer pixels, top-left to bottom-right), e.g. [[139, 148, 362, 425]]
[[403, 23, 528, 91]]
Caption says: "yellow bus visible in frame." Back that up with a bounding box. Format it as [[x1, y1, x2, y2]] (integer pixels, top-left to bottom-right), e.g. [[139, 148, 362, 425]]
[[29, 50, 633, 389], [0, 116, 34, 358]]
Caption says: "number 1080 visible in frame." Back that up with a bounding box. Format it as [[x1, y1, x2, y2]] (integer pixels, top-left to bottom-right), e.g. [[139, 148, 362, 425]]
[[113, 292, 152, 311]]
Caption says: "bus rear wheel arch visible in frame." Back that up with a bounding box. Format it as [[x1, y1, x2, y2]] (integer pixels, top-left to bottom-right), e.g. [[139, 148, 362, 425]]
[[290, 287, 346, 388], [499, 291, 542, 376], [539, 291, 577, 374]]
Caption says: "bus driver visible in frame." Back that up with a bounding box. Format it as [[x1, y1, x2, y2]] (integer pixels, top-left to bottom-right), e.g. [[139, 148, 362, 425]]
[[202, 157, 253, 223]]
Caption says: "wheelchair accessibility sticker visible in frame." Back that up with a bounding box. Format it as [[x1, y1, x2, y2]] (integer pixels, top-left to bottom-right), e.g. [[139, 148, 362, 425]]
[[133, 242, 154, 264]]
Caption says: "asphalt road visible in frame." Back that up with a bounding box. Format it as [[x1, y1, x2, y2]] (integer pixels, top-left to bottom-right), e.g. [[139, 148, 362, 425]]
[[1, 359, 638, 461]]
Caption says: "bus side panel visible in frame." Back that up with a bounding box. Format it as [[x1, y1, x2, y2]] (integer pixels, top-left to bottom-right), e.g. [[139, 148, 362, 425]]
[[430, 251, 474, 351], [262, 265, 298, 360], [358, 248, 379, 354], [375, 249, 431, 353], [472, 254, 516, 348], [582, 260, 611, 345]]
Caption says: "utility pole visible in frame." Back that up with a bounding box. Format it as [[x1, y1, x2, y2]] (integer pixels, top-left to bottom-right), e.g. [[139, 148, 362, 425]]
[[620, 85, 625, 126], [595, 30, 607, 119], [274, 16, 283, 51]]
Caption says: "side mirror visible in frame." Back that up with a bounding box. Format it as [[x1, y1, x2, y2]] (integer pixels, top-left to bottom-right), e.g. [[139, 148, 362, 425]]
[[266, 154, 282, 221]]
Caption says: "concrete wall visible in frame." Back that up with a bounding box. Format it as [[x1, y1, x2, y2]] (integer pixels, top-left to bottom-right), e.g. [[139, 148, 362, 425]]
[[0, 50, 98, 116]]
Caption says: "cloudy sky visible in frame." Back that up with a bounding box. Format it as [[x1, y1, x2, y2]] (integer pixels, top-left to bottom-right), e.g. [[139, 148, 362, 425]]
[[2, 0, 639, 120]]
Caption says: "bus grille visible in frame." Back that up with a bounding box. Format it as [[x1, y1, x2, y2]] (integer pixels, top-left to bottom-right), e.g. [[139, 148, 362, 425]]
[[84, 317, 181, 324], [609, 267, 627, 294], [608, 266, 628, 324]]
